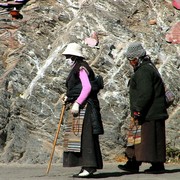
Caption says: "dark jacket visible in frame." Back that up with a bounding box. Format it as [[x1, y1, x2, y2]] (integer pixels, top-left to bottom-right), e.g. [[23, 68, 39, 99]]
[[129, 57, 169, 121], [66, 61, 95, 96], [66, 60, 104, 135]]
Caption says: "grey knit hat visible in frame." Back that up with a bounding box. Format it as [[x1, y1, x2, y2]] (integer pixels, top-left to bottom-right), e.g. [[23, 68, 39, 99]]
[[125, 42, 146, 60]]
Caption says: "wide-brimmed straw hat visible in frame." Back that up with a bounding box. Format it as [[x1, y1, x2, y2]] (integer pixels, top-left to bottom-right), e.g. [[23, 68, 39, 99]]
[[62, 43, 85, 58]]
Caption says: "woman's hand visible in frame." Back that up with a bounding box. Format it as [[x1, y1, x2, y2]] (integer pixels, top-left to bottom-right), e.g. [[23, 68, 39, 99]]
[[71, 102, 80, 115], [61, 93, 67, 105]]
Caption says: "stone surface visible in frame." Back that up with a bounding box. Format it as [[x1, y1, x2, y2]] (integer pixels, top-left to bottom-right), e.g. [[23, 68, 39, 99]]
[[0, 0, 179, 164], [165, 22, 180, 44], [173, 0, 180, 10]]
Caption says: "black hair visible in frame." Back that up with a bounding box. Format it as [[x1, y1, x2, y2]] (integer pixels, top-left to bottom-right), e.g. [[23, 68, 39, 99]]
[[72, 56, 84, 63]]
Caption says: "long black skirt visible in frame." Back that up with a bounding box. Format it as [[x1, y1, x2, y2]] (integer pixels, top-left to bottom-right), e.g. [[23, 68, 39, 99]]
[[63, 104, 103, 169], [126, 119, 166, 163]]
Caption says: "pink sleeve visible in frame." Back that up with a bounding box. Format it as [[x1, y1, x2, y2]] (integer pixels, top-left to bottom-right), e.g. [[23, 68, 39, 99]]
[[76, 68, 91, 105]]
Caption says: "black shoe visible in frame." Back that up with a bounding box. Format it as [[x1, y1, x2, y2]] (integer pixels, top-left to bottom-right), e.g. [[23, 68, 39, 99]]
[[144, 163, 165, 174], [118, 162, 139, 173]]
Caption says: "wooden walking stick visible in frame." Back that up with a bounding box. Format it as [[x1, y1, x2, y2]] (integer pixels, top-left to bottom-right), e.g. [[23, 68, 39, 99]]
[[46, 104, 66, 174]]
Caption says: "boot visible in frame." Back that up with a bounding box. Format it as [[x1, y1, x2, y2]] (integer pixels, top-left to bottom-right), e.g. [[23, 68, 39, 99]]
[[118, 159, 141, 173], [144, 162, 165, 174]]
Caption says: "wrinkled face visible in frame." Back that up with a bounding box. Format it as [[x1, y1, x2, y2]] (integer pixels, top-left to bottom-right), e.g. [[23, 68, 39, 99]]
[[128, 57, 139, 68]]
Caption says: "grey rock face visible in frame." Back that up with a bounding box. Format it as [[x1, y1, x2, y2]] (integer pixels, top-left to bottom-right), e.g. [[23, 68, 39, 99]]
[[0, 0, 179, 163]]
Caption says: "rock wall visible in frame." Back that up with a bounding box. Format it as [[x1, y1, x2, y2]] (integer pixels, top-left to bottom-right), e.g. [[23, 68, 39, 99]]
[[0, 0, 179, 163]]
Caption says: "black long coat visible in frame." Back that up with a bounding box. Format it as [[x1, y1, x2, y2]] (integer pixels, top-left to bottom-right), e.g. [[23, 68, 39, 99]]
[[66, 60, 104, 135], [63, 59, 103, 168], [129, 58, 168, 121], [126, 57, 168, 163]]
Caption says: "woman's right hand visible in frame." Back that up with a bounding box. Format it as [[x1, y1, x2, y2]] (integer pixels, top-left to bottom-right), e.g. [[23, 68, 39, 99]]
[[61, 93, 67, 104]]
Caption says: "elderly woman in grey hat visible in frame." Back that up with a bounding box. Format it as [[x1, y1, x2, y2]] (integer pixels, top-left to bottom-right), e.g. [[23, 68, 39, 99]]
[[61, 43, 104, 177], [118, 42, 168, 173]]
